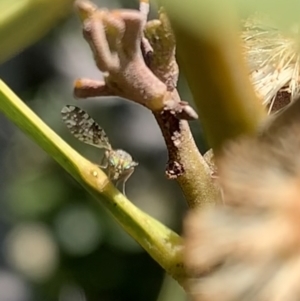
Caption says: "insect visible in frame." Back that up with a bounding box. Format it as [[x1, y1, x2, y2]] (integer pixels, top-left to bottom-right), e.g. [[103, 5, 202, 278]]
[[61, 105, 138, 195]]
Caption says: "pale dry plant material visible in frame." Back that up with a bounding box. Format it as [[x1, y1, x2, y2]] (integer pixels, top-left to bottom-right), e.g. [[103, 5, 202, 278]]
[[242, 14, 300, 113], [206, 14, 300, 178], [203, 14, 300, 179], [184, 96, 300, 301]]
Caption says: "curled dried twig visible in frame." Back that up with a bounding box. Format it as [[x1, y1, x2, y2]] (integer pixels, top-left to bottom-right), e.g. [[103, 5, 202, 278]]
[[74, 0, 197, 118]]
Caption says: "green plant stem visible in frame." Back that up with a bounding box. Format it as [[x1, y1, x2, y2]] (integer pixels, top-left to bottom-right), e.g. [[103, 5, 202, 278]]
[[0, 80, 186, 285], [159, 0, 267, 152]]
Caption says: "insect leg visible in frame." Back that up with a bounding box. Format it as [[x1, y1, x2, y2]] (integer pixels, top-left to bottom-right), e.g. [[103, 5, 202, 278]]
[[99, 152, 108, 169], [116, 168, 135, 196]]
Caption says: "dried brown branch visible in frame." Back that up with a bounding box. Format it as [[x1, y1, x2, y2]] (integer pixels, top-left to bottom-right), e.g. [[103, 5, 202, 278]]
[[144, 8, 219, 207], [74, 1, 197, 117], [73, 0, 220, 208]]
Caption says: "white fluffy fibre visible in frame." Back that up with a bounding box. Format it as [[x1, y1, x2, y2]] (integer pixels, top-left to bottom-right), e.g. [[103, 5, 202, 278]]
[[242, 14, 300, 113]]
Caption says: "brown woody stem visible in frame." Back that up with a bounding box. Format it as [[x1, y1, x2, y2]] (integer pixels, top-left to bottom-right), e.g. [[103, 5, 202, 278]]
[[74, 0, 220, 208], [144, 8, 220, 207]]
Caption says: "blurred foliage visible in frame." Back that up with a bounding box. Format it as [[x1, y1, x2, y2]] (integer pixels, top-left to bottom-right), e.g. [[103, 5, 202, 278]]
[[159, 0, 300, 34], [0, 0, 74, 64]]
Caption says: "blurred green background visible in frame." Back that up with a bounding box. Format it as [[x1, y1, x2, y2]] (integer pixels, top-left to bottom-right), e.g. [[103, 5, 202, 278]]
[[0, 0, 206, 300]]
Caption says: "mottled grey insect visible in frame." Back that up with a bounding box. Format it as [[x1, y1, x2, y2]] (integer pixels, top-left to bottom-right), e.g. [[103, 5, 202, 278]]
[[61, 105, 138, 195]]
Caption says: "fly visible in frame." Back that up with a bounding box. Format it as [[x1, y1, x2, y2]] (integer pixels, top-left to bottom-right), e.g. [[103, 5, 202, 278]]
[[61, 105, 138, 195]]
